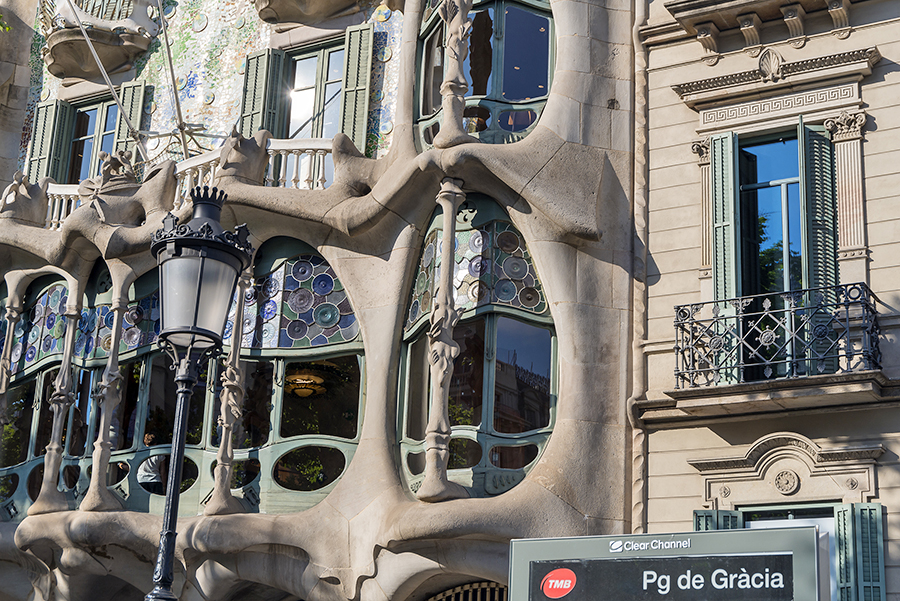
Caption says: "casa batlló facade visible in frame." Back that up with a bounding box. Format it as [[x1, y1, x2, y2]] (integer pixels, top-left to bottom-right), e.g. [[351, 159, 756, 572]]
[[0, 0, 896, 599]]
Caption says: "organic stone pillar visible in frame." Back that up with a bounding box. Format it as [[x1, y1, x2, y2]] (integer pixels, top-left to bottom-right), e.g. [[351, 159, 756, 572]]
[[79, 300, 127, 511], [29, 304, 80, 515], [0, 305, 22, 400], [205, 272, 250, 516], [432, 0, 478, 149], [417, 178, 468, 502], [825, 111, 868, 284]]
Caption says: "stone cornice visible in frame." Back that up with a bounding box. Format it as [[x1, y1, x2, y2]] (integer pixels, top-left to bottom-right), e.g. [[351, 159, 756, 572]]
[[673, 47, 881, 102]]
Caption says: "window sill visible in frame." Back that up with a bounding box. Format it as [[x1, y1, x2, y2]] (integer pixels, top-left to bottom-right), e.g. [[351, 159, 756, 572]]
[[638, 370, 895, 424]]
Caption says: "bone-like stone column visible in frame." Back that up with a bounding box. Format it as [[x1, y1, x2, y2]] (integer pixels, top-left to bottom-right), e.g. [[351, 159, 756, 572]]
[[79, 299, 127, 511], [824, 111, 868, 284], [432, 0, 479, 149], [29, 304, 80, 515], [0, 305, 22, 400], [417, 178, 469, 502], [205, 271, 250, 516]]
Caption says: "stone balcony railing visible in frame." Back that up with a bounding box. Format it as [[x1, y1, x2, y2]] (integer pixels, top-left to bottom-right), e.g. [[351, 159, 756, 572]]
[[44, 137, 334, 224], [673, 283, 881, 389], [40, 0, 159, 79]]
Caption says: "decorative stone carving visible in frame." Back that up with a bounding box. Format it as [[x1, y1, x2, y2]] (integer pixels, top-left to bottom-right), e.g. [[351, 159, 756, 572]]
[[432, 0, 480, 148], [695, 22, 719, 66], [773, 469, 799, 495], [252, 0, 360, 25], [689, 432, 883, 509], [825, 110, 867, 142], [758, 48, 783, 82], [780, 4, 806, 49], [692, 138, 711, 275], [673, 47, 881, 106], [737, 13, 761, 57], [828, 0, 851, 39]]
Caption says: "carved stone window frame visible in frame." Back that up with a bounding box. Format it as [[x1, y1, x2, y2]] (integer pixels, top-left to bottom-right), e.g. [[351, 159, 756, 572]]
[[688, 432, 883, 510], [682, 46, 880, 288]]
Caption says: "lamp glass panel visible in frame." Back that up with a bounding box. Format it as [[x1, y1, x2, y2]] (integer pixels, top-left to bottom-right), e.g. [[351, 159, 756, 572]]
[[160, 254, 203, 335], [195, 256, 239, 340]]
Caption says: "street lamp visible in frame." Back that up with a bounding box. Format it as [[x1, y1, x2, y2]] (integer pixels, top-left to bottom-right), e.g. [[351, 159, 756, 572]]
[[146, 186, 253, 601]]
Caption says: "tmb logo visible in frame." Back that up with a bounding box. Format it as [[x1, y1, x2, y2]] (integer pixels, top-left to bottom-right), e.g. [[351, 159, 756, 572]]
[[540, 568, 577, 599]]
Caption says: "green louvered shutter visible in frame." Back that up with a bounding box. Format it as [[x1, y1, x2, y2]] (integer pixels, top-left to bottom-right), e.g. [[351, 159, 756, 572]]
[[27, 100, 74, 184], [710, 132, 738, 301], [339, 22, 374, 153], [239, 49, 287, 138], [693, 509, 741, 531], [835, 503, 857, 601], [801, 123, 839, 375], [114, 80, 146, 156], [855, 503, 886, 601]]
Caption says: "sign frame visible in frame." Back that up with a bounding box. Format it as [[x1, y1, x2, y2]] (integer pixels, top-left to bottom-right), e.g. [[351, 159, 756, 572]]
[[509, 527, 823, 601]]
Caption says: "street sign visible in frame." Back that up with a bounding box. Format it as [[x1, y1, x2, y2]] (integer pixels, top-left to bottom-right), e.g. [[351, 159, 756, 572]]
[[510, 528, 825, 601]]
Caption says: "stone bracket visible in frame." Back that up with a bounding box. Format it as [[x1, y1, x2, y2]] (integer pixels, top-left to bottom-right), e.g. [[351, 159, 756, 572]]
[[828, 0, 851, 39], [780, 4, 806, 49], [695, 22, 720, 66], [737, 13, 761, 57]]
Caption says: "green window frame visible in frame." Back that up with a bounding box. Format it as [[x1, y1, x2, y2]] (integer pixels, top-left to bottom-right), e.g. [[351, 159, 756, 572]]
[[239, 23, 373, 153], [710, 122, 838, 302], [694, 503, 886, 601], [26, 81, 146, 185], [417, 0, 554, 146]]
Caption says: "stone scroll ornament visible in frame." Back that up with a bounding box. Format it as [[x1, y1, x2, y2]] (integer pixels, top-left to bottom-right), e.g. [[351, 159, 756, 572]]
[[29, 306, 80, 515], [79, 301, 127, 512], [432, 0, 480, 149], [417, 178, 469, 502], [205, 271, 251, 516]]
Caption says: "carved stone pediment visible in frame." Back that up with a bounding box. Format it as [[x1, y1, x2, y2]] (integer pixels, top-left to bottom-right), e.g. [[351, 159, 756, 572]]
[[688, 432, 883, 509], [665, 0, 835, 36]]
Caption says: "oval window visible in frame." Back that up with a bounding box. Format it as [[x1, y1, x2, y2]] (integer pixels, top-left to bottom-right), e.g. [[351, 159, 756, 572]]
[[210, 459, 261, 489], [0, 474, 19, 502], [273, 447, 345, 491], [136, 455, 198, 495], [406, 451, 425, 476], [489, 444, 538, 469], [448, 438, 482, 469], [87, 461, 130, 486], [27, 464, 43, 501], [464, 106, 491, 133], [62, 465, 80, 490], [498, 110, 537, 132]]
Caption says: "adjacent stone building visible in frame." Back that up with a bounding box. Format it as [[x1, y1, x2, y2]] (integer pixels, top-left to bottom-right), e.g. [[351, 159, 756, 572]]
[[0, 0, 896, 599]]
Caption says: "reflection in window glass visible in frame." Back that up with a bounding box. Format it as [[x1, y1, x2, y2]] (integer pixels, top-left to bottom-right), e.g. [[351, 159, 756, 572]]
[[67, 368, 95, 457], [146, 355, 207, 446], [407, 451, 425, 475], [1, 380, 36, 468], [449, 319, 485, 426], [422, 24, 445, 116], [406, 335, 430, 440], [62, 465, 80, 489], [498, 109, 537, 132], [493, 317, 551, 433], [211, 458, 261, 489], [464, 9, 493, 97], [211, 360, 273, 449], [110, 361, 140, 451], [273, 446, 345, 491], [502, 7, 550, 101], [34, 369, 61, 456], [464, 106, 491, 133], [27, 463, 43, 501], [490, 444, 538, 469], [448, 438, 482, 469], [0, 474, 19, 502], [281, 356, 360, 439]]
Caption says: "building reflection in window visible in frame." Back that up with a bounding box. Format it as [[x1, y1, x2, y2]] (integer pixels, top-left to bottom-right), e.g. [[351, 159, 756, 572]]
[[280, 356, 360, 439], [211, 360, 273, 450], [1, 380, 37, 468]]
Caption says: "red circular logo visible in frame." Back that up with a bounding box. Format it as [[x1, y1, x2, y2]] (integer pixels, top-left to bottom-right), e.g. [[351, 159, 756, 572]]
[[540, 568, 577, 599]]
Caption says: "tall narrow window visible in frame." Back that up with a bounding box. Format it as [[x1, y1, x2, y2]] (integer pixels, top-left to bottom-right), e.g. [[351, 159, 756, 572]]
[[67, 101, 118, 184]]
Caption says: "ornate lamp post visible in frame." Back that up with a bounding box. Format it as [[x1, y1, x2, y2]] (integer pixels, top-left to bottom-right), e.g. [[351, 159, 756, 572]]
[[146, 186, 253, 600]]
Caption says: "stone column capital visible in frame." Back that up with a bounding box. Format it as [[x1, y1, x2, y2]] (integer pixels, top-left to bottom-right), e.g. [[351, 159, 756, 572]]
[[824, 111, 867, 142], [691, 138, 710, 165]]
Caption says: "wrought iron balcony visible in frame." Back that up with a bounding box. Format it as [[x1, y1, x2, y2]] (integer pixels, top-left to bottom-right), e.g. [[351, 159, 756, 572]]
[[674, 283, 881, 389]]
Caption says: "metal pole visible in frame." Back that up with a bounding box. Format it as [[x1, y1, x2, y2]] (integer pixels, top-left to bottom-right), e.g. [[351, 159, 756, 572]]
[[145, 353, 198, 601]]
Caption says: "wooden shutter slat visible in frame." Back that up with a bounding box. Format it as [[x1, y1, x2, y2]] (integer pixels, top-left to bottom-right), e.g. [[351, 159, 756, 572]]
[[339, 22, 374, 153]]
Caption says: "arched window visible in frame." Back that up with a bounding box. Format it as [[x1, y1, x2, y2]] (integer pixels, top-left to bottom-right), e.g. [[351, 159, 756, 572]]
[[418, 0, 553, 146], [401, 196, 555, 496]]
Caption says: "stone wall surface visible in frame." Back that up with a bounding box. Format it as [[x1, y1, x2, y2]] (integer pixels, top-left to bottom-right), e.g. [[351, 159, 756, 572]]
[[0, 0, 636, 599]]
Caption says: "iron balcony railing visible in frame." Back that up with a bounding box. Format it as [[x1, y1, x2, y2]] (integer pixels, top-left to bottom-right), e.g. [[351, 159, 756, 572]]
[[674, 283, 881, 389]]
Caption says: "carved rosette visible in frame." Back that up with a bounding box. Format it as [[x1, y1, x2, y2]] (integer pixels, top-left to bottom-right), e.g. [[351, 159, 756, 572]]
[[824, 111, 867, 142]]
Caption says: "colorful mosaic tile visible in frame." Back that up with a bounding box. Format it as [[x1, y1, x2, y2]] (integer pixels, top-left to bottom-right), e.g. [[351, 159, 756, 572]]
[[405, 220, 548, 331], [9, 283, 69, 375], [225, 253, 359, 350]]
